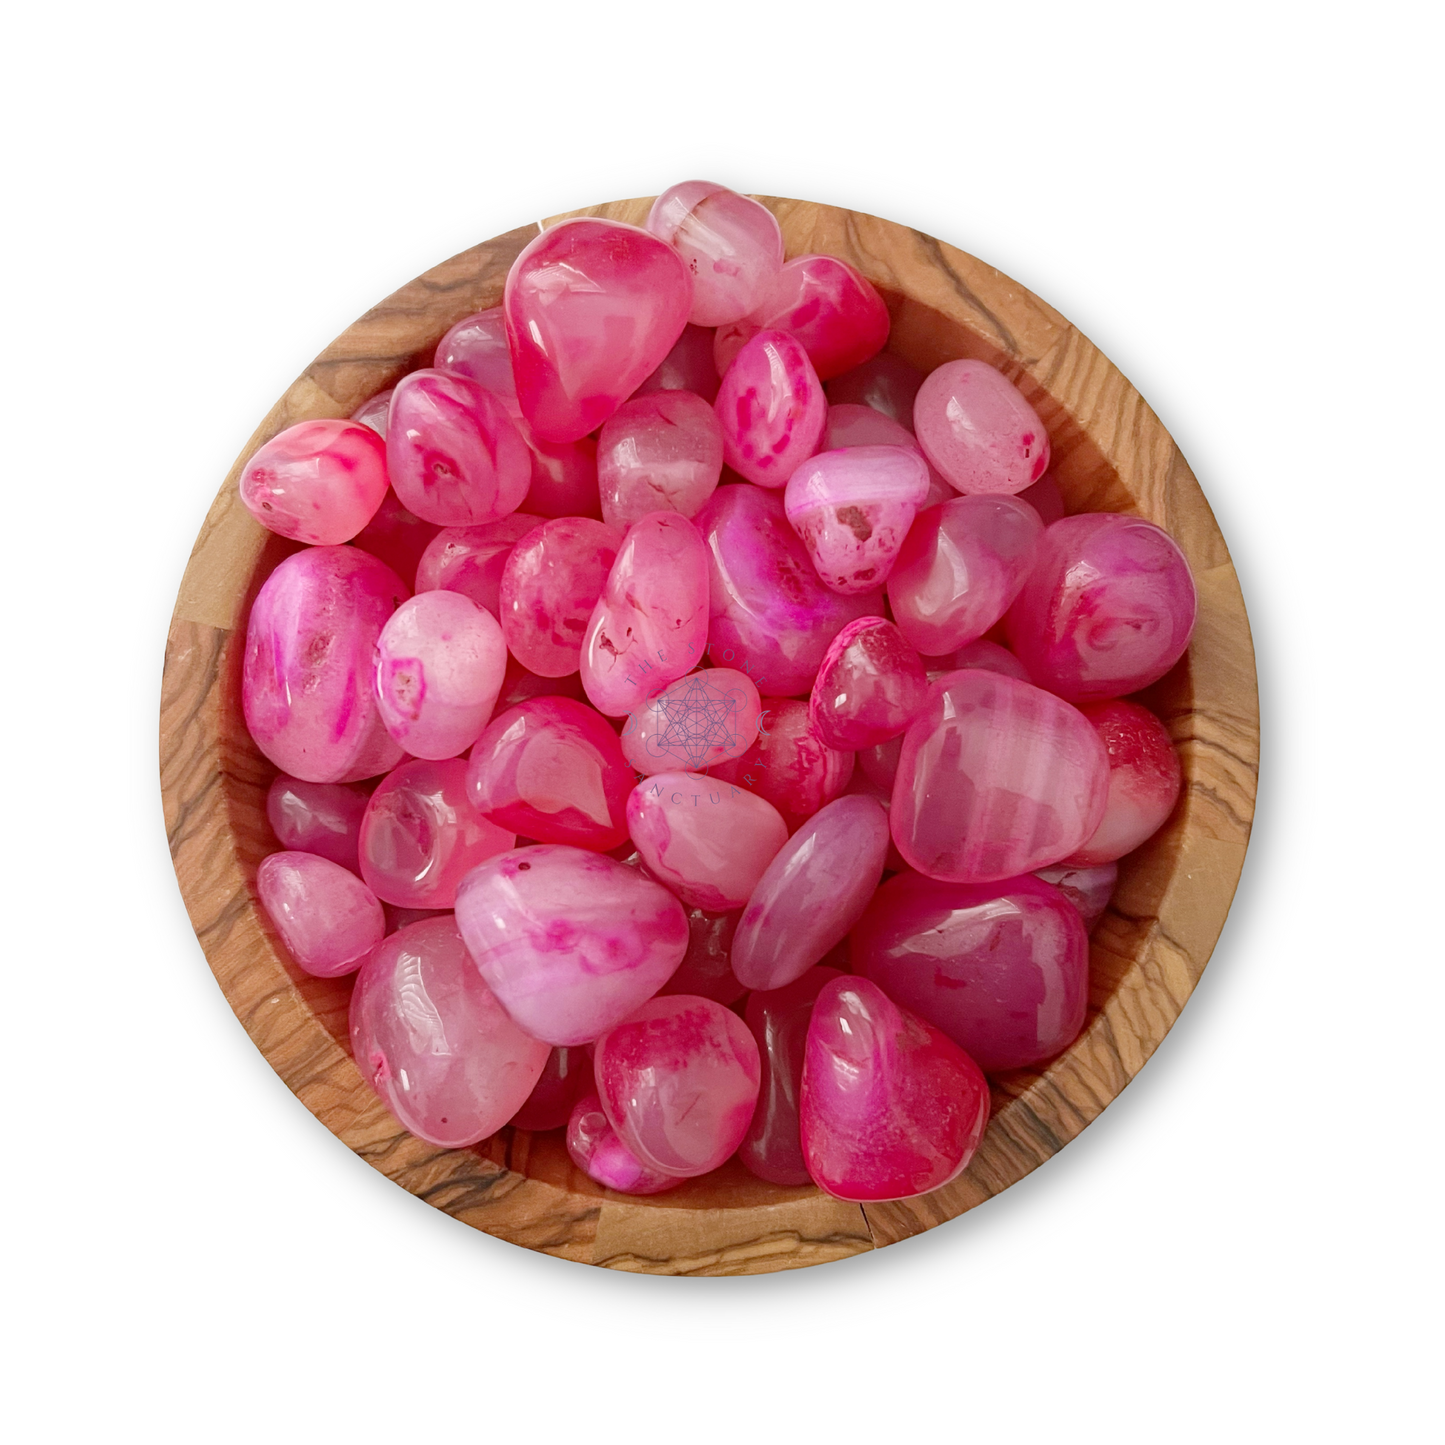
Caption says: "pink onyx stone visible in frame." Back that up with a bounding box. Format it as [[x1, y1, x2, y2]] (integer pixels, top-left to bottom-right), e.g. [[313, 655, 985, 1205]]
[[695, 483, 883, 697], [580, 511, 710, 716], [887, 495, 1044, 656], [265, 775, 369, 874], [714, 329, 826, 489], [739, 966, 843, 1185], [494, 657, 586, 711], [1035, 861, 1118, 931], [713, 699, 855, 833], [626, 770, 789, 910], [731, 794, 889, 991], [504, 218, 692, 444], [800, 976, 990, 1202], [510, 1046, 594, 1132], [1066, 701, 1183, 864], [351, 388, 393, 437], [1018, 472, 1066, 526], [350, 916, 549, 1148], [522, 433, 602, 519], [595, 995, 761, 1177], [239, 420, 390, 545], [350, 490, 440, 590], [646, 181, 785, 326], [914, 359, 1050, 495], [634, 324, 720, 404], [810, 616, 928, 750], [852, 871, 1089, 1073], [598, 391, 724, 529], [359, 757, 515, 908], [414, 513, 542, 617], [952, 638, 1033, 681], [374, 591, 507, 760], [858, 734, 903, 789], [620, 667, 762, 776], [1005, 513, 1199, 702], [386, 368, 532, 526], [466, 696, 632, 851], [825, 353, 925, 429], [566, 1093, 681, 1195], [659, 906, 745, 1006], [498, 516, 622, 678], [243, 546, 408, 784], [256, 850, 384, 977], [434, 307, 519, 412], [892, 671, 1110, 883], [454, 845, 689, 1046]]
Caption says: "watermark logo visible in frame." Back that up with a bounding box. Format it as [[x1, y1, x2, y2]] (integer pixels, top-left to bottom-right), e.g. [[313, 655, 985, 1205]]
[[625, 671, 757, 770]]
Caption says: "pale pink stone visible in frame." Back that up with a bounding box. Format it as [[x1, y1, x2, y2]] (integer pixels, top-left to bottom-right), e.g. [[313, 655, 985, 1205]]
[[810, 617, 928, 750], [1018, 471, 1066, 525], [598, 391, 724, 528], [1065, 701, 1183, 864], [350, 489, 440, 590], [825, 353, 924, 428], [350, 916, 550, 1148], [510, 1047, 594, 1131], [659, 906, 746, 1006], [265, 775, 369, 873], [634, 324, 720, 404], [239, 419, 389, 545], [595, 995, 761, 1177], [839, 769, 912, 874], [1034, 861, 1117, 931], [256, 851, 384, 978], [712, 699, 854, 833], [434, 308, 519, 412], [414, 514, 543, 617], [351, 387, 393, 436], [914, 358, 1050, 495], [952, 638, 1032, 681], [566, 1093, 681, 1194], [522, 433, 602, 519], [822, 404, 951, 507], [714, 329, 827, 488], [620, 668, 761, 776], [454, 845, 689, 1046]]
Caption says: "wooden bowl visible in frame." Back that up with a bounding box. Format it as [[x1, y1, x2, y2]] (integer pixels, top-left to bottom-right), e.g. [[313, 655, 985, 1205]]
[[161, 195, 1258, 1276]]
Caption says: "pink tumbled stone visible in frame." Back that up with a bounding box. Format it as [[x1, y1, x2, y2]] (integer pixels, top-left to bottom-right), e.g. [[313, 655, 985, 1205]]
[[1035, 861, 1118, 931], [414, 513, 542, 617], [510, 1046, 594, 1132], [350, 916, 549, 1148], [951, 638, 1033, 682], [825, 353, 924, 428], [810, 617, 928, 750], [852, 871, 1089, 1073], [634, 324, 720, 404], [566, 1093, 681, 1195], [580, 511, 710, 717], [1066, 701, 1183, 864], [359, 757, 515, 908], [466, 696, 632, 851], [1018, 471, 1066, 526], [823, 404, 951, 508], [731, 794, 889, 991], [239, 419, 389, 545], [892, 671, 1110, 883], [714, 329, 827, 488], [434, 307, 519, 412], [627, 770, 789, 910], [350, 489, 440, 590], [504, 218, 692, 444], [887, 494, 1043, 655], [351, 387, 393, 437], [621, 667, 761, 776], [243, 546, 409, 784], [595, 995, 761, 1178], [713, 699, 854, 833], [914, 359, 1050, 495], [256, 850, 384, 978], [800, 977, 990, 1202], [374, 591, 507, 760], [1006, 513, 1199, 701], [598, 391, 724, 529], [659, 906, 746, 1006], [265, 775, 369, 874], [455, 845, 689, 1046]]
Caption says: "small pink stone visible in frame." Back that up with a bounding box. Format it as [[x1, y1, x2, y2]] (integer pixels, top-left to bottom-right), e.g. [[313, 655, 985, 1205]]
[[659, 906, 746, 1006], [809, 617, 929, 750], [621, 668, 761, 776], [266, 775, 370, 874], [1034, 861, 1118, 931], [1065, 701, 1183, 864], [595, 995, 761, 1178], [350, 387, 393, 436], [1018, 471, 1066, 526], [414, 513, 543, 617], [510, 1047, 594, 1132], [566, 1092, 682, 1194], [951, 638, 1033, 682], [256, 850, 385, 978], [633, 324, 720, 404], [239, 419, 389, 545], [914, 359, 1051, 495], [434, 307, 519, 413], [350, 489, 441, 590], [825, 353, 925, 428], [823, 404, 952, 508], [713, 699, 854, 833], [598, 391, 725, 529], [714, 329, 827, 489]]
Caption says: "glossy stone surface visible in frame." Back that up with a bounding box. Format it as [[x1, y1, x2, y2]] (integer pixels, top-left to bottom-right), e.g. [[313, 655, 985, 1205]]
[[822, 405, 951, 508], [809, 616, 928, 749], [350, 489, 440, 590], [852, 871, 1089, 1073], [350, 387, 393, 437], [1035, 861, 1118, 931], [434, 307, 519, 412], [265, 775, 369, 874], [633, 324, 720, 404], [350, 917, 549, 1148], [414, 513, 542, 618], [256, 850, 384, 977], [714, 329, 826, 488], [1018, 472, 1066, 526], [598, 390, 724, 528], [892, 671, 1110, 883], [914, 359, 1050, 495], [466, 696, 632, 851], [800, 977, 990, 1202], [1006, 513, 1198, 701], [1067, 701, 1183, 864], [566, 1093, 681, 1195], [620, 667, 761, 775], [239, 419, 389, 545], [951, 638, 1033, 681], [595, 995, 761, 1178], [713, 699, 854, 833], [887, 494, 1043, 655], [825, 353, 924, 428], [510, 1046, 594, 1132], [454, 845, 688, 1046], [504, 217, 692, 443], [659, 906, 745, 1006], [243, 546, 409, 784]]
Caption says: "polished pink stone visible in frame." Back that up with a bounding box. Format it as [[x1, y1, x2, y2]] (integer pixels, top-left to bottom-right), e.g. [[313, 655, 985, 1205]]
[[386, 368, 532, 526], [1018, 471, 1066, 526], [1066, 701, 1182, 864], [626, 769, 789, 910], [374, 590, 507, 759], [839, 768, 912, 874], [858, 734, 903, 790], [350, 916, 549, 1148], [852, 871, 1089, 1073], [713, 699, 854, 833], [454, 845, 688, 1046], [238, 419, 389, 546], [658, 906, 745, 1006], [714, 329, 826, 488], [822, 404, 952, 508], [466, 696, 632, 851], [493, 657, 586, 711], [350, 489, 440, 590], [351, 387, 393, 436], [800, 976, 990, 1201], [243, 546, 408, 784], [809, 616, 928, 750], [359, 757, 515, 908], [566, 1092, 681, 1194], [633, 324, 720, 404], [620, 667, 761, 776], [522, 434, 602, 519], [887, 494, 1044, 655], [510, 1046, 594, 1132], [265, 775, 370, 874], [731, 794, 889, 991], [914, 359, 1050, 495], [414, 513, 542, 617], [595, 994, 761, 1177], [892, 671, 1110, 883], [598, 391, 724, 529], [256, 850, 384, 977], [646, 181, 785, 326], [825, 353, 924, 428], [434, 307, 519, 412], [951, 638, 1032, 681], [1005, 513, 1199, 701], [504, 218, 692, 444], [1035, 861, 1117, 931], [580, 511, 710, 716]]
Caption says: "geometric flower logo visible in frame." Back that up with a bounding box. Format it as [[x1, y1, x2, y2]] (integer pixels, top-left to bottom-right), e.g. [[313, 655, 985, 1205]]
[[637, 671, 750, 769]]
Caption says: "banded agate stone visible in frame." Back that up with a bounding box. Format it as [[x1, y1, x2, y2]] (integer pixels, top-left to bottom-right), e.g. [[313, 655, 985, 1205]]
[[414, 513, 543, 617], [810, 617, 928, 751], [914, 359, 1050, 495], [256, 851, 384, 978], [1067, 701, 1183, 864], [598, 390, 724, 529], [715, 329, 827, 488], [566, 1093, 681, 1195], [239, 419, 389, 545], [821, 404, 951, 508], [265, 775, 369, 874], [621, 667, 762, 776]]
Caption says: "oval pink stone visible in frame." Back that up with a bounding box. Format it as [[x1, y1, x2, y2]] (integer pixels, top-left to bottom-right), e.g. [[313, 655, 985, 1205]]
[[1035, 861, 1118, 931], [350, 489, 440, 590], [1066, 700, 1183, 864], [434, 307, 519, 412], [510, 1046, 594, 1132], [598, 390, 724, 529], [810, 616, 928, 750], [633, 324, 720, 404], [256, 850, 384, 977], [825, 353, 924, 428], [714, 329, 827, 488], [914, 358, 1051, 495], [952, 637, 1033, 681], [239, 419, 389, 545], [414, 513, 542, 617], [566, 1092, 681, 1195], [620, 667, 761, 776], [265, 775, 369, 874], [713, 699, 854, 833]]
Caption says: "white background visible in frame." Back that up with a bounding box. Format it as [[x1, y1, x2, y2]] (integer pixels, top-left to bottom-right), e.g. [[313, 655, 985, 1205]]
[[3, 2, 1440, 1440]]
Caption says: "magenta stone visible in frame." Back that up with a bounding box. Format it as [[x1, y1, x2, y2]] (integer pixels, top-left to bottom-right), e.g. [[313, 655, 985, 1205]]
[[659, 907, 745, 1006], [825, 353, 924, 428], [351, 387, 393, 437], [810, 616, 928, 750], [1018, 471, 1066, 526], [510, 1046, 594, 1132], [350, 489, 440, 590], [522, 434, 602, 519], [455, 845, 688, 1046], [914, 358, 1050, 495], [350, 916, 549, 1148], [713, 699, 854, 833], [243, 546, 408, 784], [620, 667, 761, 776], [714, 329, 826, 489], [858, 734, 903, 790], [951, 638, 1032, 682], [256, 850, 384, 978], [598, 390, 724, 529], [1006, 513, 1199, 701], [566, 1093, 681, 1195], [1066, 700, 1183, 864], [265, 775, 369, 874], [414, 513, 542, 617], [634, 324, 720, 404], [239, 419, 389, 545], [434, 307, 519, 413], [1035, 861, 1118, 932]]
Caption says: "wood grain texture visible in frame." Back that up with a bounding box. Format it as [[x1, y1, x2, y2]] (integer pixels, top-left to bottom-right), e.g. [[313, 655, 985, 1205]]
[[160, 196, 1258, 1273]]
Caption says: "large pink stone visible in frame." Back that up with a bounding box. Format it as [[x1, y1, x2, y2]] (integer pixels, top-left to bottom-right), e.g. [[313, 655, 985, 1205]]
[[434, 307, 518, 411], [504, 218, 692, 444], [825, 353, 924, 428], [598, 390, 724, 528], [239, 419, 389, 545], [466, 696, 632, 851], [620, 667, 761, 776], [659, 906, 745, 1006], [510, 1046, 594, 1132], [713, 699, 854, 833], [265, 775, 370, 874], [731, 794, 889, 991], [1066, 700, 1183, 864], [714, 329, 827, 488], [350, 916, 549, 1148], [1035, 861, 1118, 930], [892, 671, 1110, 882], [595, 995, 761, 1178], [454, 845, 689, 1046], [1005, 513, 1198, 701], [852, 871, 1089, 1073], [800, 976, 990, 1201], [414, 513, 542, 617], [914, 359, 1050, 495], [256, 850, 384, 977], [809, 616, 928, 750], [242, 546, 408, 784], [566, 1092, 681, 1195], [350, 489, 440, 589], [633, 324, 720, 404], [951, 637, 1032, 681]]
